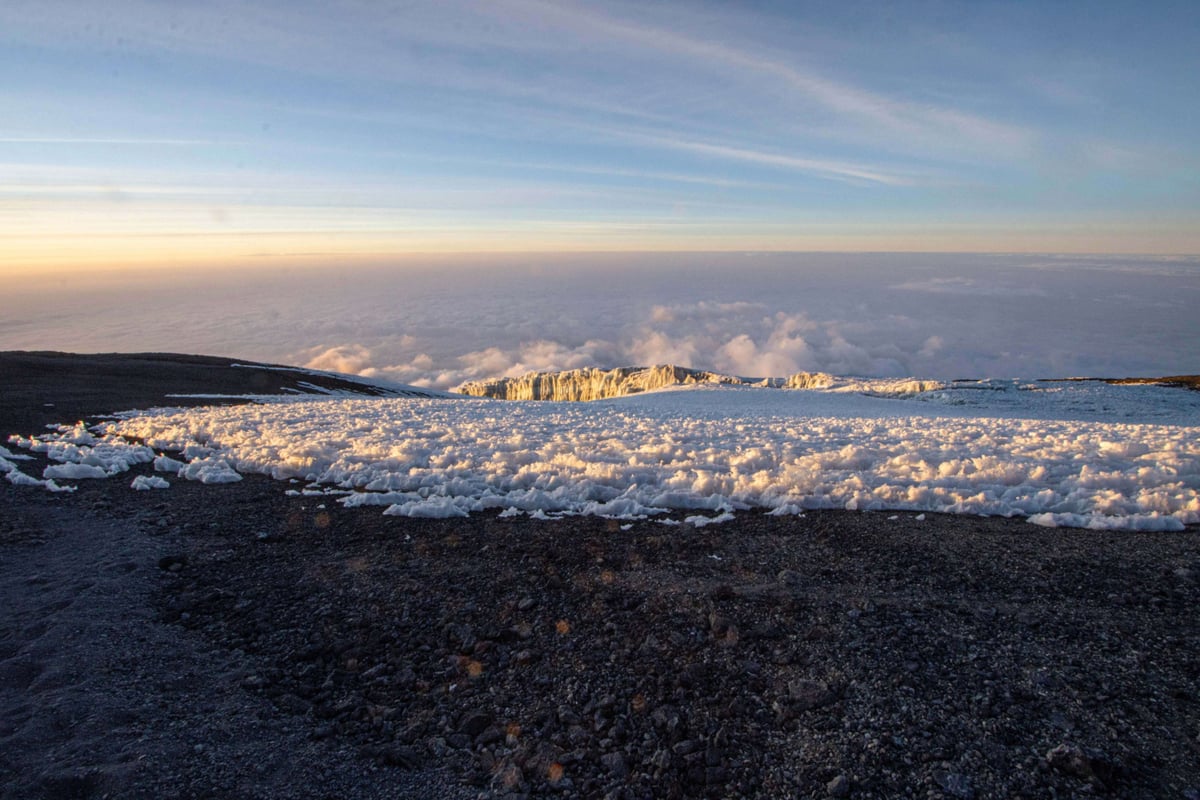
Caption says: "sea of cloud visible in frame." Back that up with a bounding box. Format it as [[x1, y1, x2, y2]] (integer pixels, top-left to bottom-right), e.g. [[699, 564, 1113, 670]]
[[4, 253, 1197, 387]]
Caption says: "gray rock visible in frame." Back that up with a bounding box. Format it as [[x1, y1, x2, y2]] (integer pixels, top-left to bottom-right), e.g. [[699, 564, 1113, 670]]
[[827, 773, 850, 797], [788, 679, 836, 711]]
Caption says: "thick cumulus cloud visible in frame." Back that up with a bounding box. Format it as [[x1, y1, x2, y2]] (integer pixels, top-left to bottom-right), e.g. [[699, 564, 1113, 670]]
[[321, 338, 626, 390], [616, 305, 923, 383], [302, 302, 940, 390], [629, 306, 826, 377], [302, 344, 375, 375]]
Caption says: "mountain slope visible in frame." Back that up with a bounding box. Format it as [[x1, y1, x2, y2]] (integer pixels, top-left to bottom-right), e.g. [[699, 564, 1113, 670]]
[[0, 351, 446, 435]]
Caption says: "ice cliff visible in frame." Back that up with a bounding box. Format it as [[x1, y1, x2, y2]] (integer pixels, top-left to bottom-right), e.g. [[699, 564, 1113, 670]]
[[455, 365, 764, 401], [455, 365, 946, 401]]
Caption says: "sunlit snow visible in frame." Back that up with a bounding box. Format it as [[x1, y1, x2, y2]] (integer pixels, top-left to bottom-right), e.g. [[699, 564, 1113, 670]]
[[8, 380, 1199, 530]]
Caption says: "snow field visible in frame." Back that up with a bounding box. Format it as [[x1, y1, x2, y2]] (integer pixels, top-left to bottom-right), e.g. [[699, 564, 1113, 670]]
[[9, 385, 1198, 530]]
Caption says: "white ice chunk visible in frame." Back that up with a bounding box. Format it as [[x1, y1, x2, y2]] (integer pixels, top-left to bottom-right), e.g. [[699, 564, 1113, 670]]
[[685, 511, 737, 527], [3, 457, 74, 492], [384, 495, 471, 518], [154, 454, 186, 473], [0, 445, 32, 461], [44, 463, 110, 480], [177, 457, 243, 484], [132, 474, 170, 490]]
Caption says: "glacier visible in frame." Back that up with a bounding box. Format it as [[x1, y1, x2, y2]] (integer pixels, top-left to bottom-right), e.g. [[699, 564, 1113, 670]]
[[455, 364, 946, 401], [8, 376, 1200, 530]]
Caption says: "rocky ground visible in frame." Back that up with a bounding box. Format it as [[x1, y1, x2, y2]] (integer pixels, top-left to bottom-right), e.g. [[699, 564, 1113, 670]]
[[2, 353, 1199, 799]]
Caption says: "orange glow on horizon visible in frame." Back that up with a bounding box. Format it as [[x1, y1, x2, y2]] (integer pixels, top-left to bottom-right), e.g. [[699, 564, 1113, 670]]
[[3, 223, 1198, 277]]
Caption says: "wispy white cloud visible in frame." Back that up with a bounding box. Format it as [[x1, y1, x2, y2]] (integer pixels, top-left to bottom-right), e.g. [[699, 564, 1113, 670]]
[[0, 136, 232, 145], [487, 0, 1035, 157], [474, 159, 786, 190], [634, 136, 914, 186], [1, 0, 1032, 161]]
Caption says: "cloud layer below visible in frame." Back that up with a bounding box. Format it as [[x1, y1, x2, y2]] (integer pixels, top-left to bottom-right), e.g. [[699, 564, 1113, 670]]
[[3, 253, 1197, 388]]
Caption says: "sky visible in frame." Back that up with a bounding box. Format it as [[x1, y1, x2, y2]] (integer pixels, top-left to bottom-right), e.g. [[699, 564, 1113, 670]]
[[3, 0, 1199, 270]]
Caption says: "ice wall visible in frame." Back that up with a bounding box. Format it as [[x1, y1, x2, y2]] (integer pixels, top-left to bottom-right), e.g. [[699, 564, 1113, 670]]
[[454, 365, 759, 401], [456, 365, 946, 401]]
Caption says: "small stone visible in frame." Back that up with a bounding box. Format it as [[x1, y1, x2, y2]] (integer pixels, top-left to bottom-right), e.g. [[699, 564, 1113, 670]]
[[788, 679, 835, 711], [639, 634, 661, 654], [459, 711, 493, 738], [706, 766, 729, 784], [276, 693, 312, 715], [517, 596, 537, 611], [1045, 743, 1119, 788], [777, 569, 803, 587], [827, 773, 850, 797], [933, 770, 974, 799], [710, 584, 735, 600], [475, 725, 503, 747], [157, 554, 187, 571], [672, 739, 701, 756], [379, 745, 422, 768], [601, 751, 629, 779], [747, 621, 783, 640]]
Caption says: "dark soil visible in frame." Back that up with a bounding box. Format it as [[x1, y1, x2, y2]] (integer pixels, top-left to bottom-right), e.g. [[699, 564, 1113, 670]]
[[2, 353, 1199, 799]]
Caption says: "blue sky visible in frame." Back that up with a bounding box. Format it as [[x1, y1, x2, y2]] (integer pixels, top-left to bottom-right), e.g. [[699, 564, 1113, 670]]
[[2, 0, 1198, 269]]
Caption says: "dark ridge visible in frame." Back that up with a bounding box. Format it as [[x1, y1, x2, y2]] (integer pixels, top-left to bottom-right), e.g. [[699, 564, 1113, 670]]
[[1107, 375, 1200, 390], [1041, 375, 1200, 391], [0, 351, 402, 436]]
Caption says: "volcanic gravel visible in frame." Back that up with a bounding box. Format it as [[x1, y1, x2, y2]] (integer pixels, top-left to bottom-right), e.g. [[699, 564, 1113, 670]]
[[2, 353, 1199, 798]]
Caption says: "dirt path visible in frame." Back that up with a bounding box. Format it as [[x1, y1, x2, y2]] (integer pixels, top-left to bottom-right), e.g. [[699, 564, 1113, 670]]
[[0, 480, 470, 799]]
